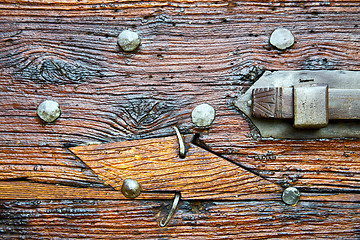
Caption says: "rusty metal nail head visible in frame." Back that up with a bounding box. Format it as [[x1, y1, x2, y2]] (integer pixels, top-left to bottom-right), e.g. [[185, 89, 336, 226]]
[[269, 28, 295, 50], [121, 178, 141, 199], [118, 30, 141, 52], [282, 187, 300, 205], [37, 100, 61, 123], [191, 103, 215, 128]]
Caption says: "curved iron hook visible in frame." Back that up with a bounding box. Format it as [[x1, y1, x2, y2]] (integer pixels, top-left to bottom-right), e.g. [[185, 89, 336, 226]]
[[173, 126, 186, 158], [159, 192, 181, 227]]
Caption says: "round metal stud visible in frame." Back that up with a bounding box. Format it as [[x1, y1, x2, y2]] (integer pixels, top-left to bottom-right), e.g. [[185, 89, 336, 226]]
[[191, 103, 216, 128], [282, 187, 300, 205], [37, 100, 61, 123], [117, 30, 141, 52], [269, 27, 295, 50], [121, 178, 141, 199]]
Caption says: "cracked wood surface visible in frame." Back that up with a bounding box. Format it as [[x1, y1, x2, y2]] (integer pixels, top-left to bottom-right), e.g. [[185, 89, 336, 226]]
[[198, 116, 360, 192], [69, 136, 281, 200], [0, 0, 360, 238], [0, 199, 359, 239], [0, 0, 359, 191]]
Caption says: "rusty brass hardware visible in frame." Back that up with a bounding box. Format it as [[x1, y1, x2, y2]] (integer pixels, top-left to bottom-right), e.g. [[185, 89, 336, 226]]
[[159, 192, 181, 227], [37, 100, 61, 123], [252, 84, 331, 128], [191, 103, 216, 128], [234, 70, 360, 139]]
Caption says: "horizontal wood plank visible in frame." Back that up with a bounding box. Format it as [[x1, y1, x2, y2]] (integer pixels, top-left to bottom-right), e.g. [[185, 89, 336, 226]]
[[198, 115, 360, 192], [0, 181, 175, 200], [0, 198, 359, 239], [1, 181, 358, 202], [69, 136, 282, 200]]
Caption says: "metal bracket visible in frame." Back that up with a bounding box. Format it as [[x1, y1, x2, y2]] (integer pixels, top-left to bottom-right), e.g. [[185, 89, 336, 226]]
[[233, 70, 360, 139]]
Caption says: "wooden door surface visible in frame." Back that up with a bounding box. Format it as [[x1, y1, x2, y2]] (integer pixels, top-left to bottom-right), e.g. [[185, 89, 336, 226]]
[[0, 0, 359, 239]]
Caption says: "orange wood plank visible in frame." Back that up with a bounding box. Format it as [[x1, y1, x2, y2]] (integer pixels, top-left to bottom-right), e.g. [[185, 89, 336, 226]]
[[69, 136, 282, 200], [0, 181, 175, 200]]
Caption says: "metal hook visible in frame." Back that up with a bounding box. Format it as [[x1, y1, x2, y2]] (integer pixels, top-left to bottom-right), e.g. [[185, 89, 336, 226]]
[[173, 126, 186, 158], [158, 126, 183, 227], [159, 192, 181, 227]]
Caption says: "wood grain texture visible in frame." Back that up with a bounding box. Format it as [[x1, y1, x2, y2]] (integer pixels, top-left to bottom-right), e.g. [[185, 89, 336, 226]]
[[69, 136, 281, 200], [0, 181, 175, 200], [0, 0, 359, 188], [0, 180, 359, 202], [0, 0, 360, 238], [0, 198, 359, 239], [198, 115, 360, 192]]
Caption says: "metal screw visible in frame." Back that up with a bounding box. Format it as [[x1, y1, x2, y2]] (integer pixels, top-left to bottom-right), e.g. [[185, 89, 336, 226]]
[[37, 100, 61, 123], [191, 103, 216, 128], [117, 30, 141, 52], [121, 178, 141, 199], [282, 187, 300, 205], [269, 28, 295, 50]]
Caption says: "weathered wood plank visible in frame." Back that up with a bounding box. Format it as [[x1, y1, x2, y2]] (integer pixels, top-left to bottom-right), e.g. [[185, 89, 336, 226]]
[[0, 199, 359, 239], [0, 181, 175, 200], [69, 136, 282, 200], [198, 115, 360, 192], [0, 0, 359, 189], [0, 1, 359, 238], [1, 181, 358, 202], [0, 146, 105, 187]]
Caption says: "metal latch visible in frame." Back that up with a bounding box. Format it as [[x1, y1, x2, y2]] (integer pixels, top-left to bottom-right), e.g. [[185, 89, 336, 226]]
[[234, 71, 360, 139]]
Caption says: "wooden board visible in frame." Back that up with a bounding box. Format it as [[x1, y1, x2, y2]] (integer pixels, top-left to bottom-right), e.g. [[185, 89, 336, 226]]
[[1, 198, 360, 239], [198, 116, 360, 192], [0, 0, 360, 238], [69, 136, 281, 200], [0, 181, 175, 200]]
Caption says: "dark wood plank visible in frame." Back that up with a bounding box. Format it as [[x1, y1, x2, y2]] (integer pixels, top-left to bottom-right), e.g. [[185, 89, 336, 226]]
[[0, 198, 359, 239]]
